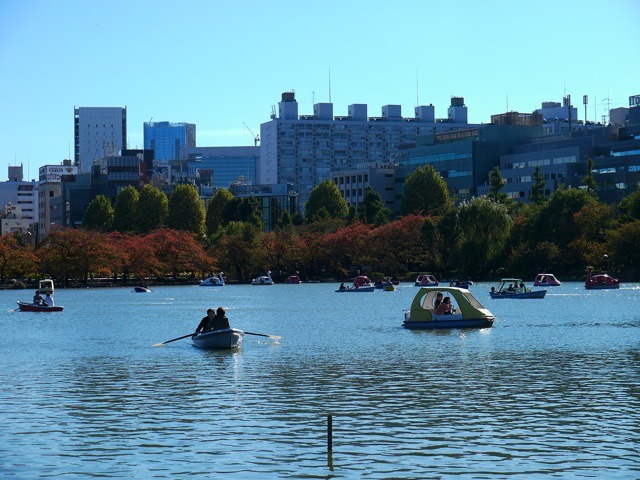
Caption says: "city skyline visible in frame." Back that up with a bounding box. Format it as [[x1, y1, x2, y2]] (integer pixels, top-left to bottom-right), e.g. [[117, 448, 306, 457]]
[[1, 0, 639, 181]]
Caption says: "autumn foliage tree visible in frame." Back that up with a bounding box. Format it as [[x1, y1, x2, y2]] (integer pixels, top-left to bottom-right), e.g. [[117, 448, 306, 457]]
[[0, 233, 37, 283], [38, 228, 119, 284]]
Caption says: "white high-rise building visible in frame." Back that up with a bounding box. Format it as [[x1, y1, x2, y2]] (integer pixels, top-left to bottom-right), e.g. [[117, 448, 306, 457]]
[[259, 92, 474, 210], [74, 106, 127, 173], [0, 164, 38, 238]]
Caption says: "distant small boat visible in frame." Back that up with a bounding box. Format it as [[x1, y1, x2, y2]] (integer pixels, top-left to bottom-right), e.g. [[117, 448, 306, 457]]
[[200, 272, 225, 287], [335, 285, 375, 292], [533, 273, 561, 287], [192, 328, 244, 349], [284, 274, 302, 284], [403, 287, 494, 329], [38, 278, 55, 294], [585, 267, 620, 290], [133, 286, 152, 293], [382, 284, 396, 291], [414, 274, 439, 287], [490, 278, 546, 299], [16, 301, 64, 312], [251, 271, 274, 285]]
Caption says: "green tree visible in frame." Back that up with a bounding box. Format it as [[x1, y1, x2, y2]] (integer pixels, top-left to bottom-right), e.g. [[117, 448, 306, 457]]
[[137, 184, 168, 233], [112, 186, 139, 233], [216, 221, 264, 282], [607, 219, 640, 273], [582, 158, 597, 196], [305, 180, 349, 221], [456, 197, 512, 275], [206, 188, 233, 236], [400, 165, 452, 216], [358, 186, 392, 225], [83, 195, 114, 231], [529, 166, 546, 204], [534, 186, 597, 250], [278, 210, 293, 230], [619, 188, 640, 221], [221, 197, 263, 227], [167, 184, 206, 235], [487, 166, 510, 204]]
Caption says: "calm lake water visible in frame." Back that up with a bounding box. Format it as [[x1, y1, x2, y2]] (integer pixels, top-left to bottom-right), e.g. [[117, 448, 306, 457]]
[[1, 282, 639, 479]]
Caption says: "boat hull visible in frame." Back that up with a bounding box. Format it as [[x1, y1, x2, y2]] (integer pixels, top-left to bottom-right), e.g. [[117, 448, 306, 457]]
[[403, 318, 493, 329], [192, 328, 244, 349], [335, 286, 375, 292], [585, 284, 620, 290], [133, 287, 151, 293], [16, 301, 64, 312], [490, 290, 546, 299]]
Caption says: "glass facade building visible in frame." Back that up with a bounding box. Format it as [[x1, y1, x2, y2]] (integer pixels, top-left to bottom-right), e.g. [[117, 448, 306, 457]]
[[144, 122, 196, 161]]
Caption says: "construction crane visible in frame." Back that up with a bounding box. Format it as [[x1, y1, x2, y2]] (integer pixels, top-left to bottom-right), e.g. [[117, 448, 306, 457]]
[[243, 123, 260, 146]]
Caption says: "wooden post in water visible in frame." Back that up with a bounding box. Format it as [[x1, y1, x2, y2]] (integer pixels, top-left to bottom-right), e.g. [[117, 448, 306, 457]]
[[327, 414, 333, 451]]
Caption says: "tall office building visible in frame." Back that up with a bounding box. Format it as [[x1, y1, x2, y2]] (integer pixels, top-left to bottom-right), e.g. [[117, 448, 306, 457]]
[[143, 121, 196, 161], [1, 164, 38, 237], [260, 92, 475, 209], [74, 107, 127, 173]]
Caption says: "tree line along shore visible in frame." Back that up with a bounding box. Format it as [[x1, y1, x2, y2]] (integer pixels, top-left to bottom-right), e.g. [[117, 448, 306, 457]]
[[2, 164, 640, 287]]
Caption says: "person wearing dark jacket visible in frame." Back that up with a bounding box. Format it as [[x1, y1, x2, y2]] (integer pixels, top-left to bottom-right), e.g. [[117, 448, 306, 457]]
[[194, 307, 230, 336]]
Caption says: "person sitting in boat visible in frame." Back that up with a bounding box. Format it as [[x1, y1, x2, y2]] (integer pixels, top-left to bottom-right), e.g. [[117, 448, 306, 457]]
[[518, 281, 526, 293], [435, 296, 453, 315], [194, 308, 216, 335], [339, 282, 346, 290], [43, 292, 55, 307], [507, 284, 515, 292], [194, 307, 230, 336], [434, 292, 443, 310], [33, 290, 44, 306]]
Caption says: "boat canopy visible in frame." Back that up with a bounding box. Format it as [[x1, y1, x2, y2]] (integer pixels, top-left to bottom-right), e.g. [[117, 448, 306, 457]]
[[408, 287, 493, 323]]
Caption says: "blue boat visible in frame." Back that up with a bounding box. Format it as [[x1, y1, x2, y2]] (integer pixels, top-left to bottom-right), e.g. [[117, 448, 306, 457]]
[[490, 278, 546, 299]]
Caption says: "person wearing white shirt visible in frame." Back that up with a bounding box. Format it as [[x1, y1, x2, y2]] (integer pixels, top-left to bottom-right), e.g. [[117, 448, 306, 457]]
[[43, 293, 55, 307]]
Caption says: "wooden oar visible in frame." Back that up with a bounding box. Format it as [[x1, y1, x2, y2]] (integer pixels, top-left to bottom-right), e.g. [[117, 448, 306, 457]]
[[243, 331, 281, 341], [152, 333, 193, 347]]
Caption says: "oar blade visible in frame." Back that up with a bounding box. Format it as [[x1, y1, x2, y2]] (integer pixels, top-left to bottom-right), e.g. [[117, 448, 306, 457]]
[[243, 331, 281, 342], [152, 333, 193, 347]]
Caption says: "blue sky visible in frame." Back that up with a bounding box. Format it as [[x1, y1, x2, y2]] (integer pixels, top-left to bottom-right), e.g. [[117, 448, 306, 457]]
[[1, 0, 639, 181]]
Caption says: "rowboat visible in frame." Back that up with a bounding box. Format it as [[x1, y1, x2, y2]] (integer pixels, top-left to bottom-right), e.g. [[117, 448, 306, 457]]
[[191, 328, 244, 349], [533, 273, 561, 287], [490, 278, 546, 299], [16, 301, 64, 312], [133, 286, 152, 293], [403, 287, 494, 329]]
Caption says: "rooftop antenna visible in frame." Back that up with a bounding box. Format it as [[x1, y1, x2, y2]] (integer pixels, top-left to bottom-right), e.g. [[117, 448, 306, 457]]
[[312, 90, 315, 105], [506, 94, 509, 112]]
